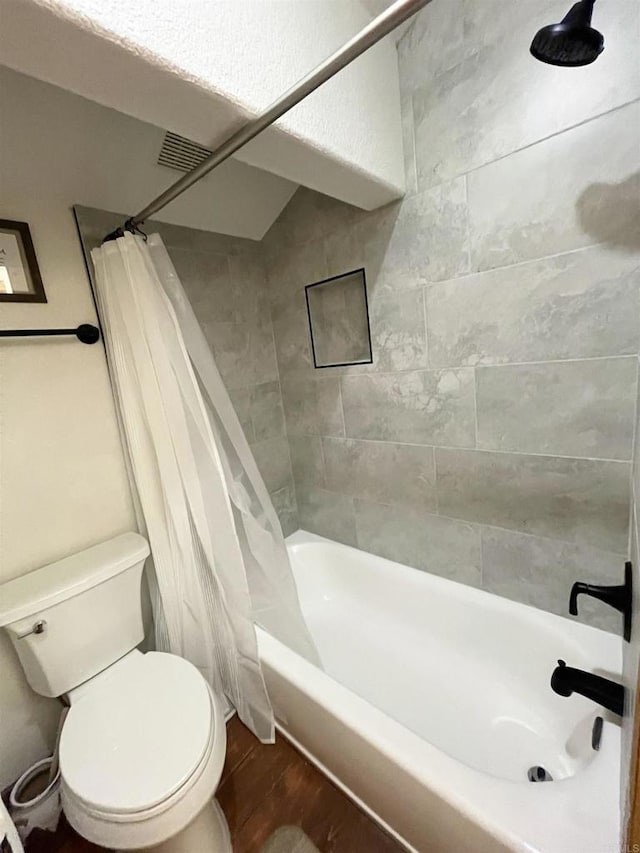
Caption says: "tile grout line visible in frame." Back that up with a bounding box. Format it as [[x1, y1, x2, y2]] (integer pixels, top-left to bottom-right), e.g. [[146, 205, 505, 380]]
[[472, 364, 479, 451], [318, 432, 327, 490], [423, 236, 631, 285], [432, 444, 440, 515], [462, 95, 640, 182], [262, 250, 301, 529], [285, 354, 639, 383], [411, 92, 640, 198], [336, 375, 347, 439], [421, 283, 430, 371], [300, 432, 633, 466], [307, 487, 629, 559], [462, 171, 473, 277], [408, 92, 419, 195]]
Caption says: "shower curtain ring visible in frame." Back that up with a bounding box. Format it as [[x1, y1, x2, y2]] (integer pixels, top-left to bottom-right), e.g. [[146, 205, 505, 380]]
[[124, 218, 148, 241]]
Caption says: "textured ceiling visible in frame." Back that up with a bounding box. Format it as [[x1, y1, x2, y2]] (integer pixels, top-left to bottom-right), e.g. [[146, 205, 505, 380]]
[[2, 0, 406, 214]]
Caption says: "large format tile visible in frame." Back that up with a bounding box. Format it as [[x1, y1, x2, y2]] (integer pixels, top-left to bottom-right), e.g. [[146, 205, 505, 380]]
[[413, 48, 493, 190], [203, 319, 279, 389], [461, 0, 559, 56], [289, 434, 325, 490], [414, 10, 640, 192], [476, 357, 638, 460], [169, 249, 237, 323], [436, 448, 631, 552], [280, 375, 344, 437], [481, 526, 623, 632], [468, 102, 640, 271], [341, 369, 475, 447], [413, 40, 558, 190], [426, 245, 640, 368], [251, 437, 292, 494], [264, 187, 357, 253], [324, 227, 366, 280], [400, 93, 418, 196], [322, 438, 437, 511], [398, 0, 466, 91], [228, 252, 269, 325], [250, 381, 286, 443], [270, 289, 314, 376], [228, 386, 255, 444], [264, 234, 328, 302], [360, 177, 470, 293], [368, 288, 427, 373], [355, 499, 482, 585], [270, 484, 299, 539], [297, 487, 357, 546], [271, 278, 428, 380]]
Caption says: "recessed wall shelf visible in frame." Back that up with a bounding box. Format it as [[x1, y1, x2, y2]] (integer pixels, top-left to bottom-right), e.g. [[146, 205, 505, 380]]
[[305, 268, 373, 369]]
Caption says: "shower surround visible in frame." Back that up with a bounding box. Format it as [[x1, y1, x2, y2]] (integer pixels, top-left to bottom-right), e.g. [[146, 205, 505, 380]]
[[257, 0, 640, 631], [78, 0, 639, 633]]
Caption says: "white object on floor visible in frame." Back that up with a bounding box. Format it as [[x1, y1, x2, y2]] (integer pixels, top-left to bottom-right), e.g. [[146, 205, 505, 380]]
[[258, 530, 622, 853], [260, 825, 319, 853], [9, 756, 61, 842], [0, 795, 25, 853], [0, 533, 230, 853]]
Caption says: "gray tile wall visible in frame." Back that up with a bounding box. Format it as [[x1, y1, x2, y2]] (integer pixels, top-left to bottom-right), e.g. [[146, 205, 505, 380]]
[[74, 206, 298, 537], [259, 0, 640, 631]]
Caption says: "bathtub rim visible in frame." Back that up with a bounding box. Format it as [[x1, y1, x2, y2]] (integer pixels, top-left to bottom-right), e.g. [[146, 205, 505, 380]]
[[257, 528, 622, 853], [286, 529, 625, 648]]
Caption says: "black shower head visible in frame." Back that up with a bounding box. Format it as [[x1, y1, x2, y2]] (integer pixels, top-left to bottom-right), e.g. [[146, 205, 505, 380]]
[[530, 0, 604, 67]]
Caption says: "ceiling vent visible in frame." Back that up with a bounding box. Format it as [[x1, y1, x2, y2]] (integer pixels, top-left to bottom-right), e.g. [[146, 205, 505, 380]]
[[157, 131, 213, 173]]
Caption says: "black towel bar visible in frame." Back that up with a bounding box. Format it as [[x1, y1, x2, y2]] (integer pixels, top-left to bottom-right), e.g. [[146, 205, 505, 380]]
[[0, 324, 100, 344]]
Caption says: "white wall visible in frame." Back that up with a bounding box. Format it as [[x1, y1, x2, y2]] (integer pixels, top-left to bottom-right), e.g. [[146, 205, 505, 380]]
[[0, 67, 297, 241], [1, 0, 405, 209], [0, 68, 144, 789]]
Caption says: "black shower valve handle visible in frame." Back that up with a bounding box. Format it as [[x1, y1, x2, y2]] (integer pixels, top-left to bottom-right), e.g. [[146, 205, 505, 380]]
[[569, 562, 633, 641], [569, 581, 626, 616]]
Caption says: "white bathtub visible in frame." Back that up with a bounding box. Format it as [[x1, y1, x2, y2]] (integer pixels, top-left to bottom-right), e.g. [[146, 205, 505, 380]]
[[257, 530, 622, 853]]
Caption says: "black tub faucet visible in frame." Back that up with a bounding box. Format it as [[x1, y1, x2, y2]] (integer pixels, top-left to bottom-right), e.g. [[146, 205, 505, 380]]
[[550, 659, 624, 716], [569, 561, 633, 641]]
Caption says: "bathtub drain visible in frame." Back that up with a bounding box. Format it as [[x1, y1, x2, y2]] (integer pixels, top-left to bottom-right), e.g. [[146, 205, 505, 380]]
[[527, 766, 553, 782]]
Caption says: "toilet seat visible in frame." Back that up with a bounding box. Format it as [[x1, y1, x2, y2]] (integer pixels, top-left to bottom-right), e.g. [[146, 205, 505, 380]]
[[60, 651, 227, 850], [61, 651, 214, 816]]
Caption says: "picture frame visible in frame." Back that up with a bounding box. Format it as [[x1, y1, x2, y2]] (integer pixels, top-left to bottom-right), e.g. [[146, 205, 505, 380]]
[[0, 219, 47, 303]]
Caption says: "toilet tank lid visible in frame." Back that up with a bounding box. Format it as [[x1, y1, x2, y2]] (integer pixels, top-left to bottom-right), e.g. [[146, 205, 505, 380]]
[[0, 533, 150, 627]]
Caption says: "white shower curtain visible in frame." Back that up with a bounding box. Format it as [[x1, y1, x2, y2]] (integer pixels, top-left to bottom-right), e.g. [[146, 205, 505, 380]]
[[91, 232, 318, 742]]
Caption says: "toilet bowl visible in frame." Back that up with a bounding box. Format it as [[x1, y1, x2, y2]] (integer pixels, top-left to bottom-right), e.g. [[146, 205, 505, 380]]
[[60, 650, 229, 852], [0, 534, 232, 853]]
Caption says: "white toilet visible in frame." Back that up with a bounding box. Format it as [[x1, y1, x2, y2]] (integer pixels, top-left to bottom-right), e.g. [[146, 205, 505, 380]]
[[0, 533, 231, 853]]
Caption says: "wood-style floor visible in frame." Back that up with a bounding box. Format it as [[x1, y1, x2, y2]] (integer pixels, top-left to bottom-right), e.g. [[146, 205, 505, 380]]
[[25, 716, 406, 853]]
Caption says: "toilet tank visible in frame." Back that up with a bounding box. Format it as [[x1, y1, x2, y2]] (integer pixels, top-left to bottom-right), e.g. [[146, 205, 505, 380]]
[[0, 533, 150, 697]]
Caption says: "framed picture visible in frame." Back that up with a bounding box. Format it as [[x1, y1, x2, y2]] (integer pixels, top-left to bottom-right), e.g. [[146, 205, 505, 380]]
[[0, 219, 47, 303]]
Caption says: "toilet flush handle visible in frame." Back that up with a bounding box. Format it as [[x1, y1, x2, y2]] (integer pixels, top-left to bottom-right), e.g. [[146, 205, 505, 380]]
[[16, 620, 47, 640]]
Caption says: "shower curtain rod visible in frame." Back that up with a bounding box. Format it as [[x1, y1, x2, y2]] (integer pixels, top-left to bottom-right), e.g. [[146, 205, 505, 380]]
[[108, 0, 430, 239]]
